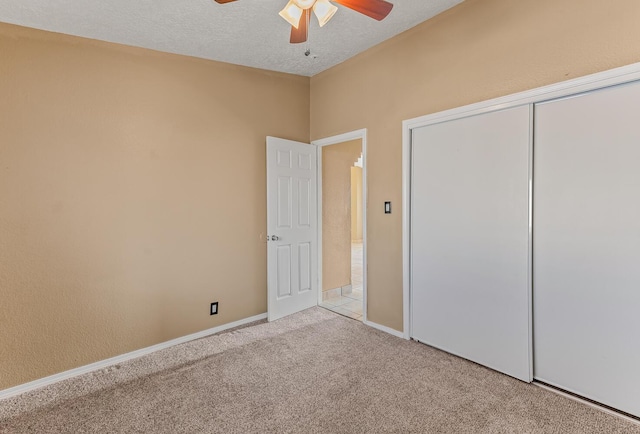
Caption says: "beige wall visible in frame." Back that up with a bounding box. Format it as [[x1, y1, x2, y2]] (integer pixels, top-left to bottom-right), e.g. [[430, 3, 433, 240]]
[[0, 23, 309, 390], [350, 166, 363, 242], [321, 140, 362, 291], [310, 0, 640, 331]]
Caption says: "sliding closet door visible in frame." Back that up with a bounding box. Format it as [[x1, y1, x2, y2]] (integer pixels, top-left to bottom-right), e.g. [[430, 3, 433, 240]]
[[411, 105, 532, 382], [534, 82, 640, 417]]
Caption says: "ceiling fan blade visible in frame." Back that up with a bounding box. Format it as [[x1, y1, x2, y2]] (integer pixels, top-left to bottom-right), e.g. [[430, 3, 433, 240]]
[[213, 0, 237, 3], [332, 0, 393, 21], [290, 9, 310, 44]]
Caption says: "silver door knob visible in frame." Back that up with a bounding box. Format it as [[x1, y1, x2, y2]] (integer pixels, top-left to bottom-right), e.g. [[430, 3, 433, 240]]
[[271, 235, 280, 241]]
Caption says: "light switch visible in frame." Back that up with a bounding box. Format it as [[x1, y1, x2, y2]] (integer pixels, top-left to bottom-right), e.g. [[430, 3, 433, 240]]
[[385, 201, 391, 214]]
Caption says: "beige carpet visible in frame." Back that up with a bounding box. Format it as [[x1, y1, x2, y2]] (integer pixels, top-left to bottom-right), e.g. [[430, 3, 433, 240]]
[[1, 307, 639, 433]]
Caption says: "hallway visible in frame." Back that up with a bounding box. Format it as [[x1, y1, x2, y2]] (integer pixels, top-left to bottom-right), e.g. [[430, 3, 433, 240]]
[[319, 242, 363, 320]]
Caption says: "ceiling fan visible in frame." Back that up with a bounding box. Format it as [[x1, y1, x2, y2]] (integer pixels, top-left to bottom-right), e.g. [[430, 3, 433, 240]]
[[214, 0, 394, 44]]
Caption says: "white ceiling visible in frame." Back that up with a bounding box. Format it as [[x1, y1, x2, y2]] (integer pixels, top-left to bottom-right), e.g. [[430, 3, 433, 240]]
[[0, 0, 463, 76]]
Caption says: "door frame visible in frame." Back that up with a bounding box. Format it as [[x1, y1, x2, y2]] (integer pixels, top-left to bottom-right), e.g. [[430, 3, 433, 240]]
[[402, 61, 640, 341], [312, 129, 368, 322]]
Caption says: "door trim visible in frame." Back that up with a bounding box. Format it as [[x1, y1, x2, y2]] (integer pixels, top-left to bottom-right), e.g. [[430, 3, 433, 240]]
[[312, 129, 367, 322], [402, 60, 640, 340]]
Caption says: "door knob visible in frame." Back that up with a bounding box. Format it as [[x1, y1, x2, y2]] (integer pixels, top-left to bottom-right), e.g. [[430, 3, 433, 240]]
[[271, 235, 280, 241]]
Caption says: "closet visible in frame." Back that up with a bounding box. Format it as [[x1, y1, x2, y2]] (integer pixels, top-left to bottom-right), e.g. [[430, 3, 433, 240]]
[[411, 106, 532, 382], [409, 78, 640, 418], [533, 82, 640, 417]]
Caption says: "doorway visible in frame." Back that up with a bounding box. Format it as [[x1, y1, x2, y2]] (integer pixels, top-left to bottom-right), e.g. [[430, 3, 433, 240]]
[[313, 130, 367, 322]]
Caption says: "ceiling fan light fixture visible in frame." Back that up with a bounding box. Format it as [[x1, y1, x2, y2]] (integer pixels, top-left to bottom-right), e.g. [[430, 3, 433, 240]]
[[293, 0, 316, 10], [313, 0, 338, 27], [279, 1, 304, 28]]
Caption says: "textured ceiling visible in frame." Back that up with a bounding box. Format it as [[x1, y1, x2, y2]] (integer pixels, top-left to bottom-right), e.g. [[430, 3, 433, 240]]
[[0, 0, 463, 76]]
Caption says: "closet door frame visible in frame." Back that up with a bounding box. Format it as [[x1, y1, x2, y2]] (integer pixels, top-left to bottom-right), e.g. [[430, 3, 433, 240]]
[[401, 61, 640, 341]]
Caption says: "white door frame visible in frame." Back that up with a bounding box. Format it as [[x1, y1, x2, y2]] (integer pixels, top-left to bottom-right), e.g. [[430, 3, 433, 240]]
[[312, 129, 367, 322], [402, 61, 640, 340]]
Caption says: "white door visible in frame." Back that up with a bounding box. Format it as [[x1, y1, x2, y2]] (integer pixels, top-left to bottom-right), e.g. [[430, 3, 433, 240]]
[[267, 137, 318, 321], [411, 105, 532, 382], [533, 81, 640, 417]]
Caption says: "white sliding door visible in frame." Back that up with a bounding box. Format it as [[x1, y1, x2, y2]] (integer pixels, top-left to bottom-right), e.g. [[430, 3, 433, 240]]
[[534, 82, 640, 417], [411, 105, 532, 382]]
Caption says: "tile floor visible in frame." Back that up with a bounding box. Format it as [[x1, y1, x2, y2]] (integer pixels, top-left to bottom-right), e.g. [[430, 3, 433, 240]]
[[319, 242, 363, 321]]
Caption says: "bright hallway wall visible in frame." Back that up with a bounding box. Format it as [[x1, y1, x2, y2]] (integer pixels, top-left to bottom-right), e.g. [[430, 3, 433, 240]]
[[350, 166, 363, 242], [321, 139, 362, 291]]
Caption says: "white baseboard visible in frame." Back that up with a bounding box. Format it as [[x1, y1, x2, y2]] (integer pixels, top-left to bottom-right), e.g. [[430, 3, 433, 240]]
[[322, 287, 342, 300], [0, 312, 267, 401], [363, 319, 405, 339]]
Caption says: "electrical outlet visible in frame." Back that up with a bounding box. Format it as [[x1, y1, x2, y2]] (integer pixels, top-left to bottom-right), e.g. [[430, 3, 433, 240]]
[[210, 302, 218, 315]]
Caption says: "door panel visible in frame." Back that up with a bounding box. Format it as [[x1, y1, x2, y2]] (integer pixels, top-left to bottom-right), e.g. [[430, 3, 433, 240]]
[[276, 245, 292, 298], [533, 82, 640, 417], [277, 149, 291, 167], [277, 176, 292, 229], [411, 105, 532, 382], [298, 179, 311, 227], [267, 137, 318, 321], [299, 242, 311, 292]]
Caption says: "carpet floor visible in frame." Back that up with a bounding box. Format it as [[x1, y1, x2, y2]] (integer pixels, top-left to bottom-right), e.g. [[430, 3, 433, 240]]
[[1, 307, 639, 433]]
